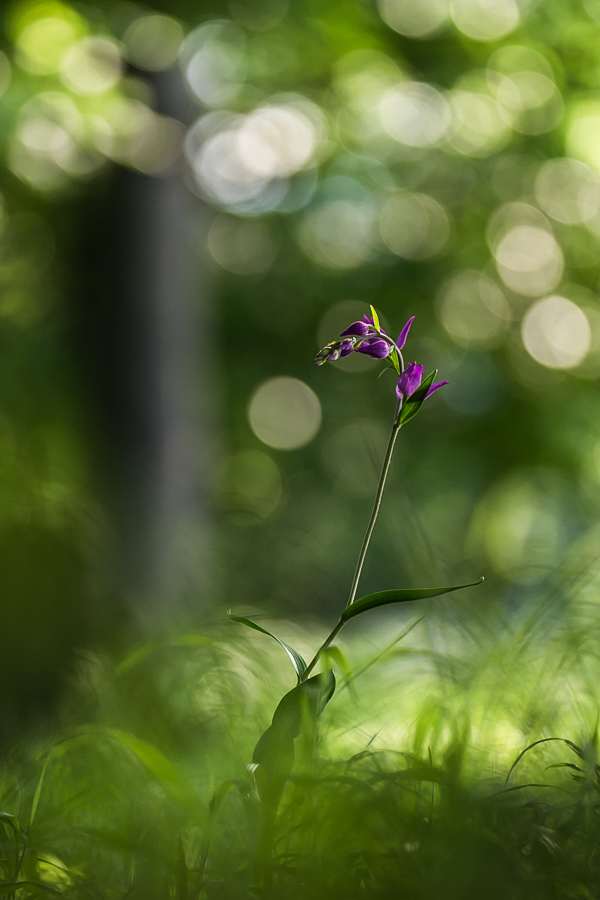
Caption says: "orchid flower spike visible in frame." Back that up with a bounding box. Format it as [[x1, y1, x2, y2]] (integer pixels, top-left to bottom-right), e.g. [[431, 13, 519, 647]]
[[314, 309, 447, 418]]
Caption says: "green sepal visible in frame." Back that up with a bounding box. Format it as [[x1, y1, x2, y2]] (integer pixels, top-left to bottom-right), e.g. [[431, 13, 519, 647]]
[[228, 611, 307, 682], [369, 305, 381, 333], [397, 369, 437, 426], [341, 578, 484, 622], [389, 346, 401, 374]]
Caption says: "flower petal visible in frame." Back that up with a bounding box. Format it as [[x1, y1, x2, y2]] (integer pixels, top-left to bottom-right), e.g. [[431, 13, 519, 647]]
[[396, 316, 415, 350], [425, 380, 448, 398]]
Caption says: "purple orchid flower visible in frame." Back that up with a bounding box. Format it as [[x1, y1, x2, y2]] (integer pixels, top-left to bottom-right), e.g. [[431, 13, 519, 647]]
[[315, 309, 448, 431], [396, 361, 448, 401], [316, 311, 446, 409]]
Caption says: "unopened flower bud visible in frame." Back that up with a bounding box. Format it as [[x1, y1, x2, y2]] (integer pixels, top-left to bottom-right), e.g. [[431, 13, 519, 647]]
[[356, 337, 390, 359], [340, 321, 370, 337]]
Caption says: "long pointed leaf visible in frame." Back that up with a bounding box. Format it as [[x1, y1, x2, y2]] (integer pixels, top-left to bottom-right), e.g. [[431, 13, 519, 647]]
[[397, 369, 437, 426], [228, 611, 307, 681], [341, 578, 483, 622]]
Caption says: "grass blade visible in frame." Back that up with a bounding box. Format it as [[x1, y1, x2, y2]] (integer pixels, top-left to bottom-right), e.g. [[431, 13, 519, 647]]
[[228, 611, 307, 681]]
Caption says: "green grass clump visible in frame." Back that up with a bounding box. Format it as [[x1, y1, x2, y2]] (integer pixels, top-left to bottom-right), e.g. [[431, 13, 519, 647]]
[[1, 585, 600, 899]]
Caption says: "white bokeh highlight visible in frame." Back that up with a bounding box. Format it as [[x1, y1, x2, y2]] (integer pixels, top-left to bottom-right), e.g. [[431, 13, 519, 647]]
[[249, 377, 322, 450], [522, 296, 591, 369]]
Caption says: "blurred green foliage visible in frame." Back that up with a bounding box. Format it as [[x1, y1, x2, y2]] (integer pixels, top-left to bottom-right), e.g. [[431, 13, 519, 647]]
[[2, 0, 600, 890], [1, 0, 600, 627], [1, 585, 600, 896]]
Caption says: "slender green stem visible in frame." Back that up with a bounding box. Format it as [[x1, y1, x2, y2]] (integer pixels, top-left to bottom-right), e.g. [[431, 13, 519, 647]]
[[345, 415, 401, 609], [302, 620, 343, 680], [302, 402, 402, 680]]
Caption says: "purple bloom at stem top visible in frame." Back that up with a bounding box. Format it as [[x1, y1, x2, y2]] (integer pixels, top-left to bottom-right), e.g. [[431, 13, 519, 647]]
[[396, 362, 448, 401], [314, 307, 448, 415], [317, 313, 415, 366]]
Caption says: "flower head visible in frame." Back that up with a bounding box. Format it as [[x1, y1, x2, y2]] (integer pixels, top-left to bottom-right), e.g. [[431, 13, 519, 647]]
[[315, 310, 447, 420]]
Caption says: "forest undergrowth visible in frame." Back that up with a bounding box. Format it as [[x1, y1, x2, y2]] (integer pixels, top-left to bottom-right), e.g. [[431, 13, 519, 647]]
[[2, 566, 600, 900]]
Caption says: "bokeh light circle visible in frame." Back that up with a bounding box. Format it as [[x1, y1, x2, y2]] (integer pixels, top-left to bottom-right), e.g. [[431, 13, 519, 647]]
[[249, 377, 322, 450], [59, 37, 121, 95], [15, 16, 79, 74], [379, 82, 451, 147], [487, 45, 562, 135], [208, 215, 280, 274], [379, 192, 449, 259], [438, 270, 511, 346], [122, 15, 184, 72], [181, 21, 246, 107], [448, 90, 511, 157], [521, 296, 591, 369], [494, 225, 563, 296], [298, 200, 375, 268], [449, 0, 519, 41], [535, 157, 600, 224], [377, 0, 449, 38], [236, 105, 319, 179], [185, 100, 323, 214]]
